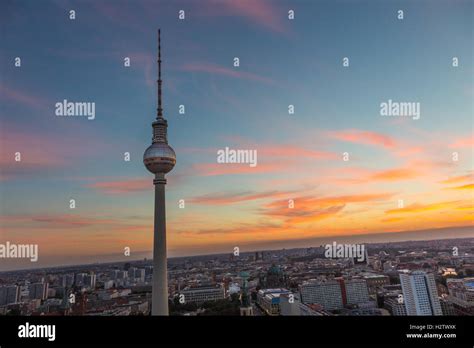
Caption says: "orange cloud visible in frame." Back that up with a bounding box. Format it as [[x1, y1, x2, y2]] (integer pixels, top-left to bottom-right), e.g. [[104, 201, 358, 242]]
[[450, 135, 474, 148], [385, 201, 461, 214], [449, 183, 474, 190], [265, 193, 394, 209], [261, 193, 394, 224], [440, 174, 473, 184], [267, 204, 346, 225], [369, 168, 419, 181], [2, 214, 117, 228], [181, 221, 284, 237], [381, 217, 405, 223], [327, 130, 396, 148], [328, 166, 422, 185], [188, 190, 295, 205]]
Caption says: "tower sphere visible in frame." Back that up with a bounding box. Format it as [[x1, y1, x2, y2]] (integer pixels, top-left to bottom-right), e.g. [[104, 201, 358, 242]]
[[143, 142, 176, 174]]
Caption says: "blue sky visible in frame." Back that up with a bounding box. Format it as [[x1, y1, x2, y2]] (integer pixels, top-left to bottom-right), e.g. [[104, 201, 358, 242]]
[[0, 0, 472, 269]]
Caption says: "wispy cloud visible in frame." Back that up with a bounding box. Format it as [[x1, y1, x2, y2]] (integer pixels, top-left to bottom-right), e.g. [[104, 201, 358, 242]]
[[369, 168, 419, 181], [179, 62, 277, 85], [258, 145, 336, 160], [193, 162, 286, 176], [385, 201, 462, 214], [448, 183, 474, 190], [85, 178, 150, 194], [439, 174, 473, 184], [450, 135, 474, 149], [188, 190, 295, 205], [196, 0, 289, 34], [260, 193, 394, 224], [327, 129, 397, 148], [0, 85, 49, 110]]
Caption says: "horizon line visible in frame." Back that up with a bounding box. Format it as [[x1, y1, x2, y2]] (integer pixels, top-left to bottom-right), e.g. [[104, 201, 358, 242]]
[[1, 225, 472, 273]]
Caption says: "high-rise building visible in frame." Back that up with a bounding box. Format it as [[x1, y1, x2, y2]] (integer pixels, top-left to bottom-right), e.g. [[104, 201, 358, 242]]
[[0, 285, 20, 305], [84, 273, 97, 289], [128, 267, 137, 279], [62, 274, 74, 288], [280, 293, 325, 316], [384, 295, 407, 316], [361, 273, 390, 295], [257, 288, 292, 316], [342, 279, 370, 306], [145, 265, 153, 277], [179, 285, 225, 305], [135, 269, 146, 283], [75, 273, 87, 287], [399, 271, 442, 315], [446, 277, 474, 315], [300, 281, 343, 311], [29, 282, 48, 300], [116, 270, 128, 280], [143, 30, 176, 316], [439, 297, 456, 316]]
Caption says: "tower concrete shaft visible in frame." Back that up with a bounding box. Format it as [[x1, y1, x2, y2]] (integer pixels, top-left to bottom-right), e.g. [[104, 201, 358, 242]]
[[152, 173, 168, 315]]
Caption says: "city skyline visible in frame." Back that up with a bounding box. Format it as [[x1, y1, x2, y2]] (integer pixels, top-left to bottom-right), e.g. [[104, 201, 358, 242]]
[[1, 236, 473, 318], [1, 0, 473, 270]]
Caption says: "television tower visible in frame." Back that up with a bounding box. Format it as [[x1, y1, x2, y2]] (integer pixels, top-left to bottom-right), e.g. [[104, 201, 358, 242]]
[[143, 29, 176, 315]]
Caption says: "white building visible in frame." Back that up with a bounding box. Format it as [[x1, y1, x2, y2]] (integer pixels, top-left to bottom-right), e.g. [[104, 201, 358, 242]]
[[384, 296, 407, 316], [0, 285, 20, 305], [135, 269, 146, 282], [344, 279, 370, 305], [399, 271, 442, 315], [280, 293, 323, 316], [446, 277, 474, 315], [104, 280, 114, 290], [180, 285, 225, 304], [257, 288, 291, 315], [29, 282, 48, 300], [228, 283, 240, 295], [300, 281, 343, 311], [62, 274, 74, 288]]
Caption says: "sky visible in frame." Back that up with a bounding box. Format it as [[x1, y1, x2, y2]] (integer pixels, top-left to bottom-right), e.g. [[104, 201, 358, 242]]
[[0, 0, 473, 270]]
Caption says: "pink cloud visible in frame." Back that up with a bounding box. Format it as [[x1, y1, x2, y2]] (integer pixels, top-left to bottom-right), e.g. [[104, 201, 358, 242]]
[[198, 0, 288, 34], [0, 126, 67, 180], [85, 178, 150, 194], [0, 85, 48, 110], [180, 62, 277, 85], [0, 124, 111, 181], [450, 135, 474, 149], [193, 162, 286, 176], [259, 145, 337, 160]]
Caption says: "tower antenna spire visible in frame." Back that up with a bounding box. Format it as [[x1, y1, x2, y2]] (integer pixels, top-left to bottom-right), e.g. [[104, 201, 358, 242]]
[[157, 29, 163, 119]]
